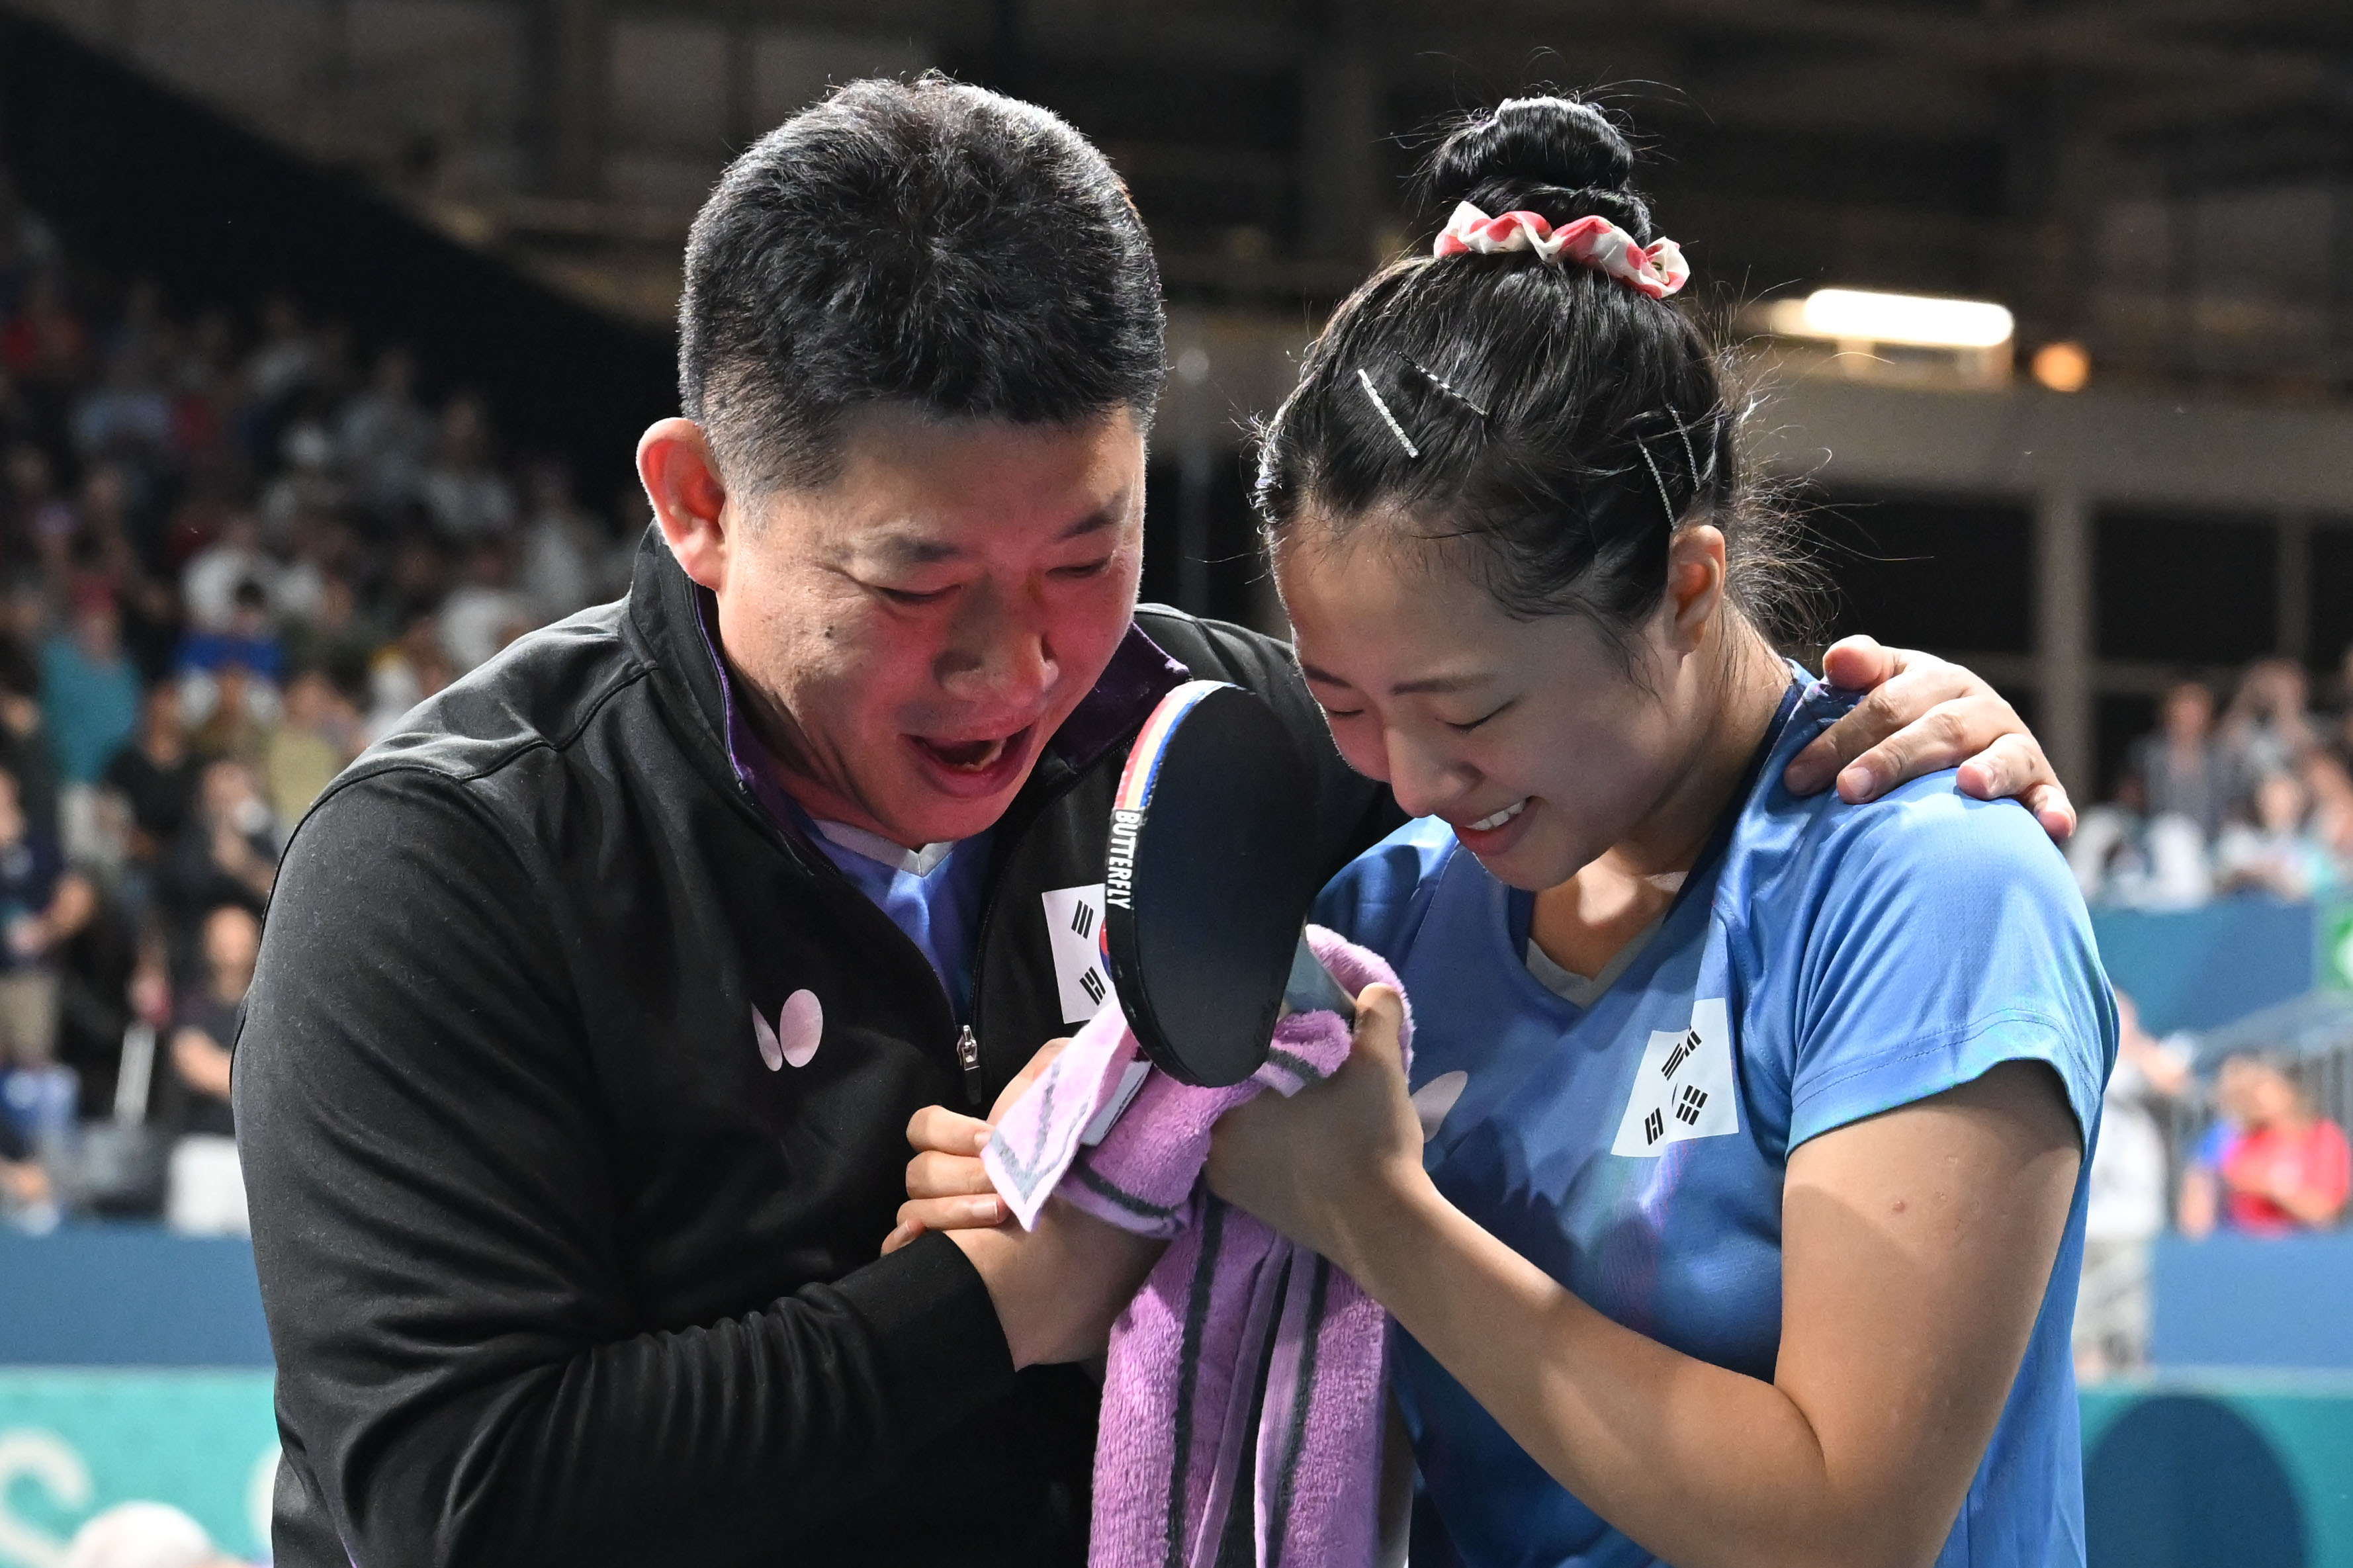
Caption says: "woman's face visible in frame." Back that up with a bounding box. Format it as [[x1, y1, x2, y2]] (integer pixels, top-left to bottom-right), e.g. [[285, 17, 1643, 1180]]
[[1275, 516, 1718, 892]]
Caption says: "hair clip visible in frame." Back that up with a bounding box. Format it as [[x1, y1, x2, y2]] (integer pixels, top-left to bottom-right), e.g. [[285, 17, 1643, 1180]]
[[1634, 440, 1680, 532], [1660, 401, 1718, 494], [1358, 368, 1421, 460], [1403, 359, 1490, 421]]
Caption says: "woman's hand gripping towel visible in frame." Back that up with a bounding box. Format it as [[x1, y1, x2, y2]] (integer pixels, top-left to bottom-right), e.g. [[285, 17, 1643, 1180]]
[[982, 926, 1412, 1568]]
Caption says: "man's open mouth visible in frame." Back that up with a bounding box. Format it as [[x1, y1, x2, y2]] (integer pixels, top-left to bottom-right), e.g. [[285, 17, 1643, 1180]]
[[915, 734, 1010, 771], [910, 724, 1036, 778]]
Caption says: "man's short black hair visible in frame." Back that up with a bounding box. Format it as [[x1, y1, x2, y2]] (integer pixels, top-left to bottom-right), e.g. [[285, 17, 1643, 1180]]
[[680, 73, 1165, 492]]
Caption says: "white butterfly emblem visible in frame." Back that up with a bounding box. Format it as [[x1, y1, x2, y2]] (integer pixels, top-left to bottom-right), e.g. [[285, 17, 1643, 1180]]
[[753, 989, 824, 1071]]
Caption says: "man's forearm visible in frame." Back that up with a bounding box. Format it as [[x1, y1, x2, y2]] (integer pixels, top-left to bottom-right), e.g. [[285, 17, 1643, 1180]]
[[296, 1231, 1015, 1566]]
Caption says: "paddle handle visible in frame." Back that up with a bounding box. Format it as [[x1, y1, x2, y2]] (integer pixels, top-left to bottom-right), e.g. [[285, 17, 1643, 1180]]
[[1277, 935, 1357, 1024]]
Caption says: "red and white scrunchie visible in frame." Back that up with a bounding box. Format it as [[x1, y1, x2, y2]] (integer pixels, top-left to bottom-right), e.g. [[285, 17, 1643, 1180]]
[[1433, 200, 1690, 300]]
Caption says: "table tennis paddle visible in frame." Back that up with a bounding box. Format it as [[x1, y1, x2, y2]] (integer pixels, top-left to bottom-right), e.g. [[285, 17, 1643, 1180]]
[[1102, 679, 1355, 1088]]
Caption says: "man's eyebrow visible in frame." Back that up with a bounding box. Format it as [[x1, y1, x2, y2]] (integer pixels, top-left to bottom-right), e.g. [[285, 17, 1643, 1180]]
[[860, 500, 1125, 568], [867, 534, 963, 567], [1056, 500, 1126, 543]]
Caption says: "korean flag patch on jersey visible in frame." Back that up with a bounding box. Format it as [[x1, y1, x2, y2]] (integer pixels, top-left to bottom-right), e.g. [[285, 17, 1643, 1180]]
[[1611, 996, 1740, 1156]]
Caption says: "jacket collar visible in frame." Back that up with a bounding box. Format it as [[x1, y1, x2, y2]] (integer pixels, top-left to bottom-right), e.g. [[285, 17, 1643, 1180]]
[[623, 525, 1190, 836]]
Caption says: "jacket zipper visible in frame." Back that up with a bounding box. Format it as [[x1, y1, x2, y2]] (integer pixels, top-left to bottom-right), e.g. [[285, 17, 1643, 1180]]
[[956, 1025, 985, 1109], [959, 756, 1101, 1104]]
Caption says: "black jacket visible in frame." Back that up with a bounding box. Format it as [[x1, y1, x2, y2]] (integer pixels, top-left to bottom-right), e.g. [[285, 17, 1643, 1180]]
[[235, 529, 1399, 1567]]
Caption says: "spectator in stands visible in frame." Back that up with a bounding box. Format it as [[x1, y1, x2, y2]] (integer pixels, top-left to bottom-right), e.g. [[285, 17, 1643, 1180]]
[[38, 586, 142, 786], [188, 660, 275, 767], [1, 268, 89, 392], [166, 902, 251, 1140], [263, 667, 352, 824], [2181, 1053, 2352, 1237], [104, 681, 199, 875], [517, 458, 605, 623], [363, 613, 451, 744], [269, 507, 332, 624], [241, 294, 317, 419], [281, 569, 377, 683], [159, 760, 275, 940], [163, 902, 253, 1237], [2125, 679, 2231, 841], [2, 443, 66, 562], [0, 1104, 49, 1227], [261, 406, 348, 537], [0, 167, 58, 313], [174, 578, 284, 686], [0, 762, 91, 1071], [2301, 749, 2353, 876], [73, 464, 178, 670], [49, 877, 141, 1121], [2075, 990, 2190, 1379], [437, 537, 535, 672], [340, 344, 433, 511], [0, 635, 61, 846], [72, 341, 174, 478], [420, 392, 515, 542], [2223, 658, 2318, 797], [2213, 767, 2339, 900], [179, 509, 273, 631]]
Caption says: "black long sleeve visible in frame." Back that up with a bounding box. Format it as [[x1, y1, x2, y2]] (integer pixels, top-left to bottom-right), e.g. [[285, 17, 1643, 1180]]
[[236, 773, 1021, 1566]]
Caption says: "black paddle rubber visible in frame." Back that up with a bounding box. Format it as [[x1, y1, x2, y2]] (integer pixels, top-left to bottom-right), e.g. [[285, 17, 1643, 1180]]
[[1102, 681, 1339, 1087]]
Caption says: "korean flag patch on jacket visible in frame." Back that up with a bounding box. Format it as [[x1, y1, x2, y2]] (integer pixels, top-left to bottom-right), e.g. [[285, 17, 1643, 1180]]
[[1611, 997, 1740, 1156]]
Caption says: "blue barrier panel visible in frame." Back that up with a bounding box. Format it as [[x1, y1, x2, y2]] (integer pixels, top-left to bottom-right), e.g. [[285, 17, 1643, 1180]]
[[0, 1368, 2343, 1567], [0, 1230, 270, 1367], [2082, 1372, 2353, 1568], [2092, 896, 2317, 1036], [0, 1370, 276, 1566], [2154, 1233, 2353, 1371]]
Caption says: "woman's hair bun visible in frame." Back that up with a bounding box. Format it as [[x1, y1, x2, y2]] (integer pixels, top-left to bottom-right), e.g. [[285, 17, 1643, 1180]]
[[1428, 96, 1651, 241]]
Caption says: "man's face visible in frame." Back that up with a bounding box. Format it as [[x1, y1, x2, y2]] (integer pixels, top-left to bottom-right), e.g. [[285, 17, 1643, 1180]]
[[711, 406, 1145, 848]]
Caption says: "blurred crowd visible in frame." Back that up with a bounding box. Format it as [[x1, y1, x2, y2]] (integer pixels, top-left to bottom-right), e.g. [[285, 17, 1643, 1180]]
[[0, 169, 635, 1231], [2075, 988, 2351, 1378], [2073, 655, 2353, 908]]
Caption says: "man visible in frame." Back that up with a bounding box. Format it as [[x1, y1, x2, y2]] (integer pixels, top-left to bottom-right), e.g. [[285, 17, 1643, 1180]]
[[236, 76, 2071, 1567]]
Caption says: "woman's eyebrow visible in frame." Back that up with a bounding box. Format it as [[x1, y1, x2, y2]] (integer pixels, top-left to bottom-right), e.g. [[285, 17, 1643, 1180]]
[[1295, 661, 1493, 697], [1390, 672, 1494, 696], [1296, 660, 1353, 688]]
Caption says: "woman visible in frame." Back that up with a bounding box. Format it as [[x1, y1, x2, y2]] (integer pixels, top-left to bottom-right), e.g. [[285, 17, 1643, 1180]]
[[1200, 97, 2112, 1568], [902, 95, 2111, 1568]]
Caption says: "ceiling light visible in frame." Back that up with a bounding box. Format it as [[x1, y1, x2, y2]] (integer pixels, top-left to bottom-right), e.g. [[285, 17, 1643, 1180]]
[[2030, 341, 2091, 393], [1770, 288, 2016, 350]]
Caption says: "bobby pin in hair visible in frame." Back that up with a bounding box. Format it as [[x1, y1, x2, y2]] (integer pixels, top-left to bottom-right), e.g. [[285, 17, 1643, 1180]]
[[1660, 401, 1705, 494], [1634, 439, 1679, 531], [1358, 368, 1421, 460], [1404, 359, 1491, 421]]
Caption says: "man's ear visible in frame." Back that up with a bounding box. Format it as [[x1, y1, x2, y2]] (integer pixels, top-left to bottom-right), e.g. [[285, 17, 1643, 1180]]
[[638, 417, 732, 592], [1664, 524, 1730, 654]]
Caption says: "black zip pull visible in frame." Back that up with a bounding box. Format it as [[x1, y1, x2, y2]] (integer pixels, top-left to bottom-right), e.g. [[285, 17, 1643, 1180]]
[[956, 1025, 985, 1108]]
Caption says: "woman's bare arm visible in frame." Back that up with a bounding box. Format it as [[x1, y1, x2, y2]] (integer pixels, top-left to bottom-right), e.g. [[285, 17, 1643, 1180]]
[[1208, 992, 2081, 1568]]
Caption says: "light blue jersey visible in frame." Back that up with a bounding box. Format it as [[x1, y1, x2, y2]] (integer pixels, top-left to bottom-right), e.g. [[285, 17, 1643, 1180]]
[[1314, 675, 2115, 1568]]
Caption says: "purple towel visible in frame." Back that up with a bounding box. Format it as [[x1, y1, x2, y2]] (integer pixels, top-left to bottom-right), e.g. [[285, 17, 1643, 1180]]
[[983, 927, 1411, 1568]]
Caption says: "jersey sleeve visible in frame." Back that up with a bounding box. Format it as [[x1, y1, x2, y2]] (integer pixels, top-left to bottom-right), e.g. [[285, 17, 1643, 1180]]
[[1311, 815, 1458, 963], [1787, 785, 2115, 1152]]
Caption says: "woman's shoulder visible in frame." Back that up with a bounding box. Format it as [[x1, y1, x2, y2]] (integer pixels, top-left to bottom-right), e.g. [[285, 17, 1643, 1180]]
[[1744, 685, 2078, 920], [1312, 815, 1464, 958], [1803, 769, 2079, 913]]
